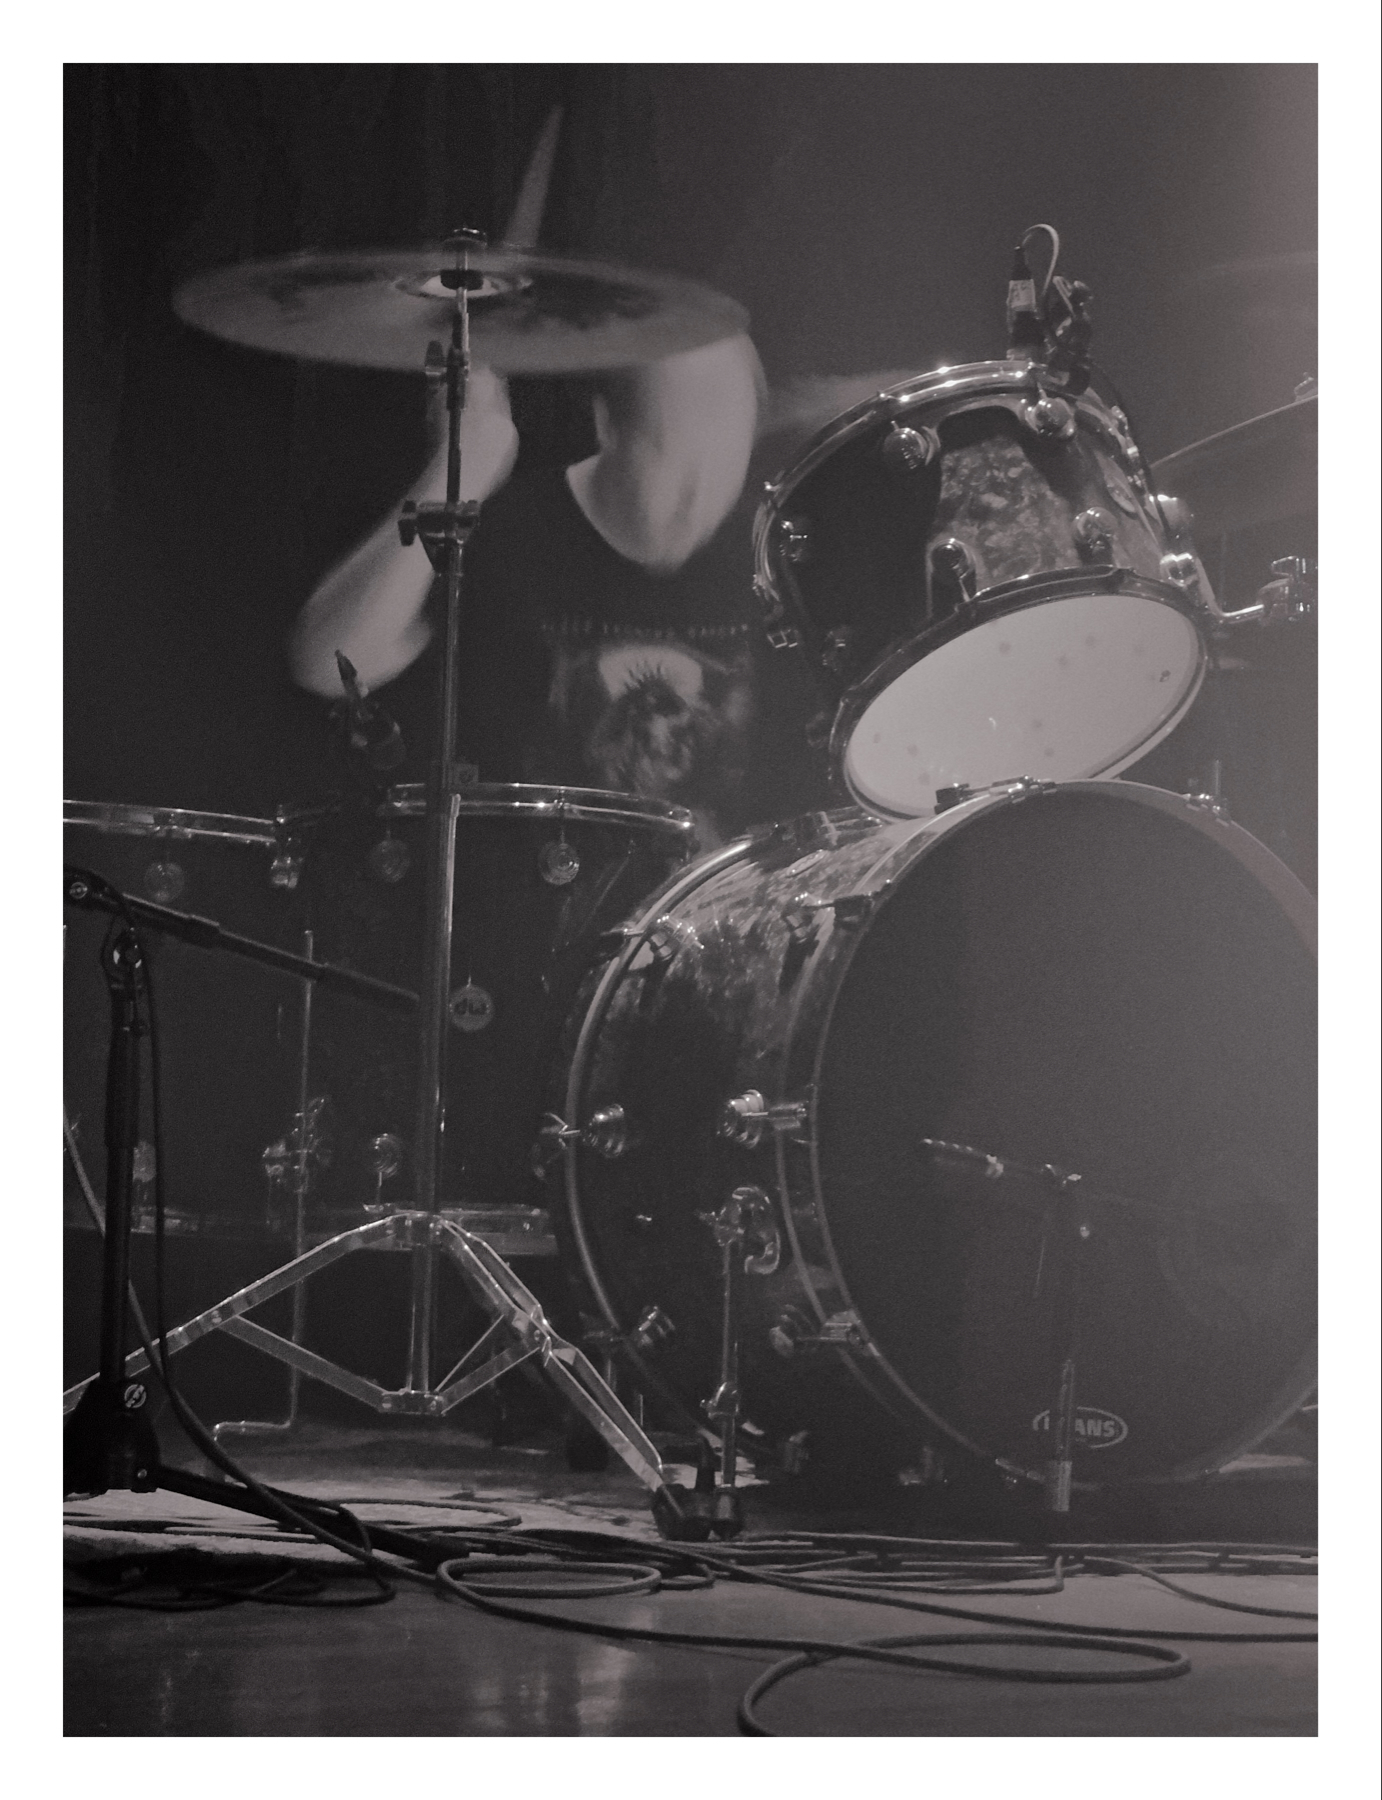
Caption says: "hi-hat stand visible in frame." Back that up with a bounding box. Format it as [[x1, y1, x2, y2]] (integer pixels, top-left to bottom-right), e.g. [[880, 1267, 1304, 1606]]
[[63, 235, 690, 1528]]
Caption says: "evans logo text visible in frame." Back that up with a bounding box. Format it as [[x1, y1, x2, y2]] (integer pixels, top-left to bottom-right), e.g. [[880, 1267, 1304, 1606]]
[[1031, 1406, 1129, 1450]]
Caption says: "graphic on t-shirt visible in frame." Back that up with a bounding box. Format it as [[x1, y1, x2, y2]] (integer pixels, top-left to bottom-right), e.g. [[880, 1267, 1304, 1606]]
[[546, 635, 754, 843]]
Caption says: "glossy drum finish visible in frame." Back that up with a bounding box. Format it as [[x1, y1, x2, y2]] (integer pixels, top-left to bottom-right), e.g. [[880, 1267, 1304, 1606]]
[[556, 782, 1316, 1488], [754, 362, 1210, 819], [303, 785, 695, 1215]]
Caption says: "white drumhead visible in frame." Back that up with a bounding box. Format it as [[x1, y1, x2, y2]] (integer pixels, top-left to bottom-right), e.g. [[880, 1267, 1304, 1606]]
[[842, 590, 1204, 818]]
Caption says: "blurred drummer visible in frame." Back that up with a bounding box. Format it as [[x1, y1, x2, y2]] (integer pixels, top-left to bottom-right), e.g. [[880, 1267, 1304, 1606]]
[[288, 332, 829, 847]]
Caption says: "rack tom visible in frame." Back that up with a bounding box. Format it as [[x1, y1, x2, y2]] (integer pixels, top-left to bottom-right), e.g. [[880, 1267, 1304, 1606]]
[[754, 360, 1212, 818]]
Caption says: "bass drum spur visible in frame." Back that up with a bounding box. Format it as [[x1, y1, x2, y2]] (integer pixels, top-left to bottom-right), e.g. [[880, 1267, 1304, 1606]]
[[552, 781, 1316, 1490], [754, 360, 1214, 819]]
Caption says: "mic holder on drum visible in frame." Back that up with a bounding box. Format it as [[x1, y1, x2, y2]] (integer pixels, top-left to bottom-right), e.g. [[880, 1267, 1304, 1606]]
[[919, 1137, 1150, 1515], [918, 1137, 1171, 1230]]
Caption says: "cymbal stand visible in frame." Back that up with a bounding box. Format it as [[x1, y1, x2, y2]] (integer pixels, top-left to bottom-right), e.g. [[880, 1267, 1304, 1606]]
[[394, 228, 487, 1394], [63, 237, 686, 1526]]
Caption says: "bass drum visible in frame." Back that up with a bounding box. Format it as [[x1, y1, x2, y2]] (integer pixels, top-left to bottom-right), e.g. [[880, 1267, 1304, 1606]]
[[554, 781, 1316, 1489]]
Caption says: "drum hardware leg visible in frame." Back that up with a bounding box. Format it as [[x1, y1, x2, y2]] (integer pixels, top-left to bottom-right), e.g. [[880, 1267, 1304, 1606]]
[[220, 932, 322, 1444]]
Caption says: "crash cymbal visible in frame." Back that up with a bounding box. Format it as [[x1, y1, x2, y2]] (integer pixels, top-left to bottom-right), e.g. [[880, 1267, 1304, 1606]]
[[1153, 390, 1317, 537], [172, 244, 748, 375]]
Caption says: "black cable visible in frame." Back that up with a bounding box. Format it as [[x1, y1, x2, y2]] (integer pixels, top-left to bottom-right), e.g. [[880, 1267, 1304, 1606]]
[[64, 1553, 394, 1613], [432, 1556, 1189, 1696], [738, 1629, 1187, 1736], [1078, 1555, 1318, 1621]]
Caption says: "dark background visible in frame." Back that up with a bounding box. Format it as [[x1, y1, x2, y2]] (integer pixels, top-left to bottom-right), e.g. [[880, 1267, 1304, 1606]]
[[66, 63, 1317, 815], [62, 62, 1318, 1416]]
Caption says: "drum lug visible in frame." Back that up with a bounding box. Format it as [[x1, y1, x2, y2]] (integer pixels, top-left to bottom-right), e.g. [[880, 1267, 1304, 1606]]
[[880, 423, 940, 471], [1073, 507, 1116, 559], [781, 892, 875, 940], [930, 536, 978, 603], [1257, 556, 1316, 623], [538, 837, 581, 885], [821, 624, 855, 676], [584, 1105, 631, 1160], [631, 1304, 676, 1351], [367, 833, 412, 884], [533, 1105, 632, 1163], [269, 838, 305, 891], [1021, 395, 1076, 440], [771, 1306, 870, 1355], [719, 1090, 810, 1149], [777, 515, 811, 565], [817, 1309, 868, 1348], [767, 1306, 816, 1358]]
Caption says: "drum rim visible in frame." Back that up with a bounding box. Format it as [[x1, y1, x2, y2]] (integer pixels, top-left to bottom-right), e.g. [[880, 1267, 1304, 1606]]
[[559, 836, 755, 1332], [759, 357, 1074, 512], [793, 780, 1317, 1478], [377, 781, 696, 837], [63, 798, 281, 847], [830, 573, 1209, 819]]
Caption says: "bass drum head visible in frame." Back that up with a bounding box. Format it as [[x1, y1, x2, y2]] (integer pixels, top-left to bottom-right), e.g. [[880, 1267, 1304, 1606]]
[[841, 591, 1204, 819], [814, 784, 1315, 1483]]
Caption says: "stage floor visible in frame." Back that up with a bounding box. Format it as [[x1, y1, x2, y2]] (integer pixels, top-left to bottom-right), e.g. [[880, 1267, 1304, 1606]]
[[64, 1417, 1316, 1738]]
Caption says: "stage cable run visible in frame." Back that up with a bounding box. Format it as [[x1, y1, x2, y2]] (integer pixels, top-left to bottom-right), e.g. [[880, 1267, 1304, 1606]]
[[63, 894, 1317, 1731]]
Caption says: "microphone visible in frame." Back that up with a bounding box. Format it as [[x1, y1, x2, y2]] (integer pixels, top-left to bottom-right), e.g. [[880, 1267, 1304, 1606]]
[[334, 651, 406, 771], [1005, 243, 1046, 361]]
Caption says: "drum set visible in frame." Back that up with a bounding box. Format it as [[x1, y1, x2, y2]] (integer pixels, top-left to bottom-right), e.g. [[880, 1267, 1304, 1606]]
[[64, 228, 1316, 1538]]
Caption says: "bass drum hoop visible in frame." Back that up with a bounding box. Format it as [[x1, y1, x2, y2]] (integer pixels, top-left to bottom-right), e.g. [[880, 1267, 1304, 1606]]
[[559, 838, 753, 1333]]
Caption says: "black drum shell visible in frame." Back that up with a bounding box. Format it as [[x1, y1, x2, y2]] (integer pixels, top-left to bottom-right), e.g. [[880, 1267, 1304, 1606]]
[[555, 782, 1316, 1488], [300, 785, 694, 1217]]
